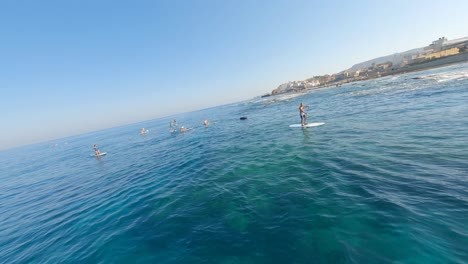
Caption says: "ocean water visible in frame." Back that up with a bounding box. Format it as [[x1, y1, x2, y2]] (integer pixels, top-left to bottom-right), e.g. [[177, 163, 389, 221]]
[[1, 63, 467, 263]]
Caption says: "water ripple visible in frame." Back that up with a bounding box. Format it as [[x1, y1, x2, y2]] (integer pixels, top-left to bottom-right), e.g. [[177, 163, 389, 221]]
[[1, 63, 468, 263]]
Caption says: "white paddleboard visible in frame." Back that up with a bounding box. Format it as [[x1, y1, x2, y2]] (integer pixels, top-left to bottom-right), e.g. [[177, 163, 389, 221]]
[[91, 152, 107, 157], [289, 123, 325, 128]]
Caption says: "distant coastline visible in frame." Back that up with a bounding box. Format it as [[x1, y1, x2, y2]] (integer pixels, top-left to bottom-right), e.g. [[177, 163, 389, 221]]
[[268, 36, 468, 95]]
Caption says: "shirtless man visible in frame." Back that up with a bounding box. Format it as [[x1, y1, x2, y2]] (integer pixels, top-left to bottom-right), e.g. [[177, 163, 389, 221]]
[[299, 102, 309, 126], [93, 144, 101, 155]]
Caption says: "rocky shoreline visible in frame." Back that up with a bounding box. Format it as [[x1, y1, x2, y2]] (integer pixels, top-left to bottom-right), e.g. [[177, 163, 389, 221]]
[[269, 37, 468, 96]]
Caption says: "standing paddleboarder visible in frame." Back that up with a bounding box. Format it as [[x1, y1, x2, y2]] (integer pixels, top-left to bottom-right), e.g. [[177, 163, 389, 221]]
[[299, 102, 309, 126]]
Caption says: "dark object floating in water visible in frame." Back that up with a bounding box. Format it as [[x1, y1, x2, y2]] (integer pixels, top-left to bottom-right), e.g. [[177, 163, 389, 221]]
[[240, 117, 247, 120]]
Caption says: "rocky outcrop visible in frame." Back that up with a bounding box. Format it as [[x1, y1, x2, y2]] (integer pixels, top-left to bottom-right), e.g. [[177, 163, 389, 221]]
[[271, 81, 309, 95]]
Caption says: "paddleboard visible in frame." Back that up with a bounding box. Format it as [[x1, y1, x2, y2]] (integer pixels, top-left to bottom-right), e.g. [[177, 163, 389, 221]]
[[289, 123, 325, 128], [91, 152, 107, 157]]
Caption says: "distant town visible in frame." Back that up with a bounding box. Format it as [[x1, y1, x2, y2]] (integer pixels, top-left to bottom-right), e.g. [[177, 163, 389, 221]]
[[267, 36, 468, 96]]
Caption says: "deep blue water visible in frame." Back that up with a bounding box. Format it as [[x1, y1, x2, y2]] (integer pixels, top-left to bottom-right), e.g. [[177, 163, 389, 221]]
[[1, 63, 467, 263]]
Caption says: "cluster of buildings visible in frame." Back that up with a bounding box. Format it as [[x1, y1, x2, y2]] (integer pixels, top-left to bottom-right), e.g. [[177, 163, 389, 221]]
[[271, 37, 468, 95], [408, 37, 467, 63]]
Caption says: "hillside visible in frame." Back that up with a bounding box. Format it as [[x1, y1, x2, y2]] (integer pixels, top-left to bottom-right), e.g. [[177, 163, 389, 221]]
[[349, 47, 424, 71]]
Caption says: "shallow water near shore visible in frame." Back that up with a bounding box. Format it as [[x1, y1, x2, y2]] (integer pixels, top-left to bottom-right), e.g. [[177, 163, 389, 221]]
[[1, 63, 468, 263]]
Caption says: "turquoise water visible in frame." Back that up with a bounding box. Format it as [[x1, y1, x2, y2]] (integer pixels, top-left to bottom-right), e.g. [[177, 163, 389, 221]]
[[1, 63, 467, 263]]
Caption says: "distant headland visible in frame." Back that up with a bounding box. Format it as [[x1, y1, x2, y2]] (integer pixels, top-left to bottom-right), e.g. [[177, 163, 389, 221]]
[[268, 36, 468, 96]]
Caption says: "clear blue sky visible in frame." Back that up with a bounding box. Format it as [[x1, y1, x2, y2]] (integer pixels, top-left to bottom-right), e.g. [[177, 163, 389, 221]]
[[1, 0, 467, 150]]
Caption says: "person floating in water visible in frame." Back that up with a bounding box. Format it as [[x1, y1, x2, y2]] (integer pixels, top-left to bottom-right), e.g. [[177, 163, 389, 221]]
[[141, 128, 146, 135], [299, 102, 309, 126], [180, 126, 187, 133], [170, 119, 178, 130], [93, 144, 101, 155], [203, 119, 209, 127]]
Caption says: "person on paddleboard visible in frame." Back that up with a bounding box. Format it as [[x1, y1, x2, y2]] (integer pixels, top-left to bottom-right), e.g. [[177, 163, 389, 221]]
[[93, 144, 101, 155], [299, 102, 309, 126]]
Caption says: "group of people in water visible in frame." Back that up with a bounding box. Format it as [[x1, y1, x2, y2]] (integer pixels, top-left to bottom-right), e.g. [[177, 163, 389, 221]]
[[139, 118, 210, 136], [93, 118, 213, 155], [94, 102, 311, 155], [169, 118, 210, 133]]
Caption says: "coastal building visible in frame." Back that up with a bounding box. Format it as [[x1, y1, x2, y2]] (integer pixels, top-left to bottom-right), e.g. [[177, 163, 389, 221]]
[[414, 37, 468, 63], [419, 47, 460, 60], [402, 53, 420, 66], [376, 62, 392, 71], [305, 79, 320, 87], [425, 37, 447, 52]]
